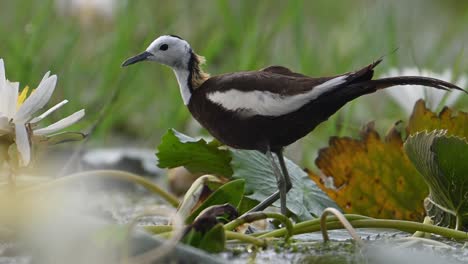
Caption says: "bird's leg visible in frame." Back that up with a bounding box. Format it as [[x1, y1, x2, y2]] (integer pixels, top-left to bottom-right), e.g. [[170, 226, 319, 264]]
[[274, 150, 292, 193], [245, 191, 280, 214], [267, 150, 289, 215], [244, 149, 286, 214]]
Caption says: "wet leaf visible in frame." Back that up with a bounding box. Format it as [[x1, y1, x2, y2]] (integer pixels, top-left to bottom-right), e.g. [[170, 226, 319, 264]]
[[194, 203, 239, 223], [309, 123, 427, 221], [182, 204, 237, 253], [309, 101, 468, 221], [186, 179, 245, 223], [197, 224, 225, 253], [237, 196, 259, 215], [407, 99, 468, 137], [177, 175, 224, 223], [404, 131, 468, 230], [182, 229, 203, 250], [231, 150, 339, 220], [156, 130, 338, 221], [157, 129, 233, 176]]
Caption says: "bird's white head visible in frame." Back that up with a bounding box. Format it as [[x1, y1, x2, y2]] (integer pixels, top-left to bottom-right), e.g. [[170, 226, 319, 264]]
[[122, 35, 209, 105], [122, 35, 191, 69]]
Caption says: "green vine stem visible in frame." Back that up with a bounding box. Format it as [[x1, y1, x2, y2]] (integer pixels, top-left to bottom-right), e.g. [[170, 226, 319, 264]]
[[257, 214, 369, 238], [131, 214, 468, 251], [18, 169, 180, 207], [412, 216, 433, 238], [225, 230, 267, 247], [260, 217, 468, 241], [224, 212, 293, 240], [320, 208, 363, 246], [144, 225, 267, 247], [144, 225, 173, 235]]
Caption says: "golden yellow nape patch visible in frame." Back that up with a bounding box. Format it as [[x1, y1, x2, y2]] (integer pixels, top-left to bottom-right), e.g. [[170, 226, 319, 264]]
[[17, 86, 31, 107]]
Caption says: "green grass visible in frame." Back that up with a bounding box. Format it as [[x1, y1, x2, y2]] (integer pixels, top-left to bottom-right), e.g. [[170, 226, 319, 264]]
[[1, 0, 468, 168]]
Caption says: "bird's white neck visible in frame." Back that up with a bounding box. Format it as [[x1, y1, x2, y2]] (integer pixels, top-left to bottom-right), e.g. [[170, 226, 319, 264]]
[[173, 68, 192, 105]]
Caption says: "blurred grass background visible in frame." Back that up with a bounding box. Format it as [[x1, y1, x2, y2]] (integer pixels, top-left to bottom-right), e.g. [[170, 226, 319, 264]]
[[1, 0, 467, 167]]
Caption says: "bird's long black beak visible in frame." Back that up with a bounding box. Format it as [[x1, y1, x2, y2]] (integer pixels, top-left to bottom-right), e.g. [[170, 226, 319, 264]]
[[122, 51, 152, 67]]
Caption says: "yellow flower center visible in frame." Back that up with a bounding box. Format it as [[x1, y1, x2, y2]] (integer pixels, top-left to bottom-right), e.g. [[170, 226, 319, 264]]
[[17, 86, 30, 108]]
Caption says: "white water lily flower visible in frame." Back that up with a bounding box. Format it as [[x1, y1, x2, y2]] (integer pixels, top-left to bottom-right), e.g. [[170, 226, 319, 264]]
[[0, 59, 85, 166], [381, 68, 467, 114]]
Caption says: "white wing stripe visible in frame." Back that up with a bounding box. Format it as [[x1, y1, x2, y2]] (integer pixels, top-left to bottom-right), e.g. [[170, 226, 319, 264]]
[[207, 75, 347, 116]]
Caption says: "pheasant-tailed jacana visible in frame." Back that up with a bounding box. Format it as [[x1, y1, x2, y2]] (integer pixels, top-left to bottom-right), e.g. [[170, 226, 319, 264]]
[[122, 35, 465, 215]]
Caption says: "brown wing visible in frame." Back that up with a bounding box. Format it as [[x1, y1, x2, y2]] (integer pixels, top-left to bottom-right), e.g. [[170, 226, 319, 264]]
[[261, 59, 382, 82], [260, 65, 310, 78], [200, 60, 382, 96]]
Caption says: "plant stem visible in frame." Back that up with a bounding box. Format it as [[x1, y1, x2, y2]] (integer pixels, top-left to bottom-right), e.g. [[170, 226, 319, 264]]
[[320, 208, 363, 246], [225, 230, 267, 247], [258, 214, 370, 238], [224, 212, 293, 240], [342, 220, 468, 240], [455, 214, 462, 231], [18, 169, 180, 207], [144, 225, 174, 234], [144, 226, 268, 247], [260, 217, 468, 241]]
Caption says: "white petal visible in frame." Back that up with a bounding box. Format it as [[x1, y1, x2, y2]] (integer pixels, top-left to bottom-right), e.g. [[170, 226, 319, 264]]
[[30, 99, 68, 124], [41, 71, 51, 83], [5, 81, 19, 118], [0, 59, 4, 83], [34, 109, 85, 135], [15, 74, 57, 123], [15, 123, 31, 166], [0, 59, 7, 114]]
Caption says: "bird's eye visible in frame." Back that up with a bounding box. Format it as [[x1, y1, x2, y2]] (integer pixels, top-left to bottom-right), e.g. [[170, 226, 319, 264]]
[[160, 44, 169, 51]]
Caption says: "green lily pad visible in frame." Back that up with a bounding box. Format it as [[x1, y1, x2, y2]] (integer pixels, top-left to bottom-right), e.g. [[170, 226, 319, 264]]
[[157, 129, 232, 177], [231, 149, 339, 220], [157, 129, 338, 221], [404, 130, 468, 230]]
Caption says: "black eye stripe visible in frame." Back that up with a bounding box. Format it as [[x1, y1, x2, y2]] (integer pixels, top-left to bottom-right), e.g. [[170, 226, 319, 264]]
[[160, 44, 168, 51]]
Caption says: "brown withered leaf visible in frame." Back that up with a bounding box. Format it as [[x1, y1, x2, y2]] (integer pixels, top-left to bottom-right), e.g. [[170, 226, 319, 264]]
[[407, 99, 468, 138], [309, 122, 427, 221], [309, 100, 468, 221]]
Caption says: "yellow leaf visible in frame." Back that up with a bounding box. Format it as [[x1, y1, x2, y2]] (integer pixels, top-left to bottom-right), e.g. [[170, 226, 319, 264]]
[[309, 123, 427, 221], [407, 99, 468, 138], [309, 100, 468, 221]]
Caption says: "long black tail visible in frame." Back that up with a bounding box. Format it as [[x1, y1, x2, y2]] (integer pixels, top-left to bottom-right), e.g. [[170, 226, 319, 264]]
[[338, 57, 466, 98], [343, 76, 467, 100], [370, 76, 467, 93]]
